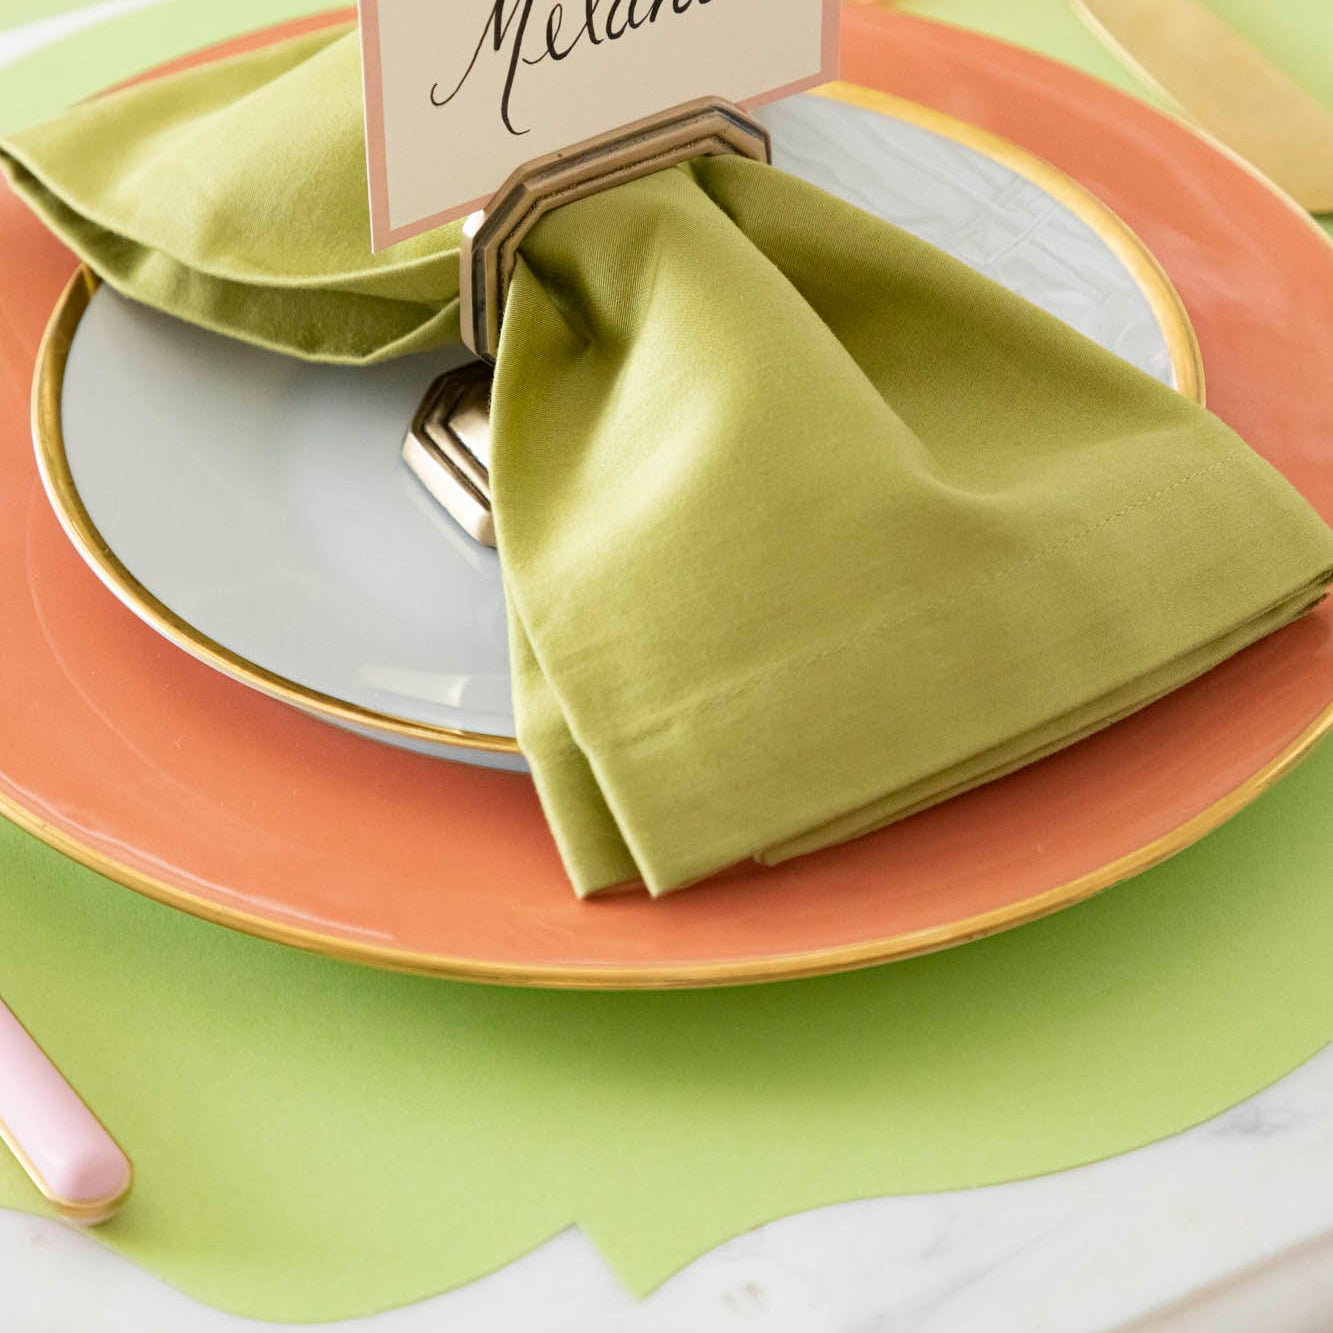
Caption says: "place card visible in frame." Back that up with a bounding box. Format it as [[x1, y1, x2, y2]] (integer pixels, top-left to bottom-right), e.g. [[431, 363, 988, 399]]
[[357, 0, 839, 249]]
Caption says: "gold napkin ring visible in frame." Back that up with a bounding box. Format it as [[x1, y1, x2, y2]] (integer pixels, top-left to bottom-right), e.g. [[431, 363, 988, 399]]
[[458, 96, 772, 361], [402, 362, 496, 546], [409, 98, 771, 545]]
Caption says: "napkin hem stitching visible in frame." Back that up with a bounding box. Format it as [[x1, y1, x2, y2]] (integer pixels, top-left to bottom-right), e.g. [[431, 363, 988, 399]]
[[599, 452, 1244, 746]]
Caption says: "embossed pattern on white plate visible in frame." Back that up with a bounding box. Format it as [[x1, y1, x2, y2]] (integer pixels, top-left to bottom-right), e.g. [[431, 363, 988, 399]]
[[762, 96, 1173, 383]]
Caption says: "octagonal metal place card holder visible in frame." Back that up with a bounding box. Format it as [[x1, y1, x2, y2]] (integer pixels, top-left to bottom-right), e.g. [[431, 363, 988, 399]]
[[402, 97, 772, 548]]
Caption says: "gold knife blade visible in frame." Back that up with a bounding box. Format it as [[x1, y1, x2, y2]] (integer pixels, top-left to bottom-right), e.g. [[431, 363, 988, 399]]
[[1072, 0, 1333, 212]]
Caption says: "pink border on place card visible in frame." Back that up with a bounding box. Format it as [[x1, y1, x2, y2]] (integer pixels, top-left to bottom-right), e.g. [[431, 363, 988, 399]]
[[357, 0, 841, 252], [747, 0, 842, 109]]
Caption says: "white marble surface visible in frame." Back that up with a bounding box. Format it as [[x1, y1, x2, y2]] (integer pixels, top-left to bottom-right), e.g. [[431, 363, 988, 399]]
[[1, 1044, 1330, 1331]]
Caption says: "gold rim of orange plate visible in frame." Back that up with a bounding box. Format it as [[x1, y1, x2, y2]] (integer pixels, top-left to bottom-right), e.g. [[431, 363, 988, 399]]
[[5, 10, 1325, 990], [30, 81, 1206, 761], [0, 712, 1326, 987]]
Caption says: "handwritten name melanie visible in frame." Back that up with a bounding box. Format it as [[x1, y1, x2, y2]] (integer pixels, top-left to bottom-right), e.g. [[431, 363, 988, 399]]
[[432, 0, 718, 135]]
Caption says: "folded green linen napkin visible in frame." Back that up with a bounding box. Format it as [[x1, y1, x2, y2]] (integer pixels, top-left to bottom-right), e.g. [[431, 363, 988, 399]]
[[3, 24, 1331, 896]]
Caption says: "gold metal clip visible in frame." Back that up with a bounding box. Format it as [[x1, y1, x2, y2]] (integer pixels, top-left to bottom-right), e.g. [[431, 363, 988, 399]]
[[402, 362, 496, 546], [458, 96, 771, 361]]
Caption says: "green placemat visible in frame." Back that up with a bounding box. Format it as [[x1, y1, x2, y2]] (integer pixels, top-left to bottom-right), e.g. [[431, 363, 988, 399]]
[[0, 745, 1329, 1318], [0, 0, 1330, 1321], [0, 0, 328, 134], [0, 0, 138, 30]]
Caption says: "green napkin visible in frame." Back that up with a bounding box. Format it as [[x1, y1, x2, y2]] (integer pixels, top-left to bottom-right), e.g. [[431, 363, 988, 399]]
[[3, 25, 1331, 897], [0, 28, 459, 361]]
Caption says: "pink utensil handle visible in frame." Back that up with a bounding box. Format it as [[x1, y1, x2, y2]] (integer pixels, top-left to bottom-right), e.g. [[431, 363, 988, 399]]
[[0, 998, 132, 1224]]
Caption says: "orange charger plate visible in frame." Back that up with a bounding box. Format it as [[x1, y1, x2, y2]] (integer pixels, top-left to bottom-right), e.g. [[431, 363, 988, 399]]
[[0, 6, 1329, 987]]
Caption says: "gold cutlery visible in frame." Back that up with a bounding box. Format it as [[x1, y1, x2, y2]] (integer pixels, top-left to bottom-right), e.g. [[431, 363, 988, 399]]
[[1072, 0, 1333, 211]]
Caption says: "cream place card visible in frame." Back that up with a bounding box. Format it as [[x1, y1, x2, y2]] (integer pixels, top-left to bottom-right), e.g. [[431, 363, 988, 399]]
[[357, 0, 839, 249]]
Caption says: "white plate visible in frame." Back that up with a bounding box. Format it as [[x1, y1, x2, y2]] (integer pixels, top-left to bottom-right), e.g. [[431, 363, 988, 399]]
[[47, 88, 1197, 770]]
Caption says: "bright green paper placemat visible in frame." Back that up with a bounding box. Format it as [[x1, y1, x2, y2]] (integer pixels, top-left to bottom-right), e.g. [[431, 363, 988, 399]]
[[0, 744, 1329, 1319], [0, 0, 331, 134], [0, 0, 1329, 1321]]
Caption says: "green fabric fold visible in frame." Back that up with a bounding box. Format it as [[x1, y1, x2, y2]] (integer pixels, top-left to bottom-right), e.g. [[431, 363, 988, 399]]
[[0, 25, 464, 360], [4, 28, 1331, 897]]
